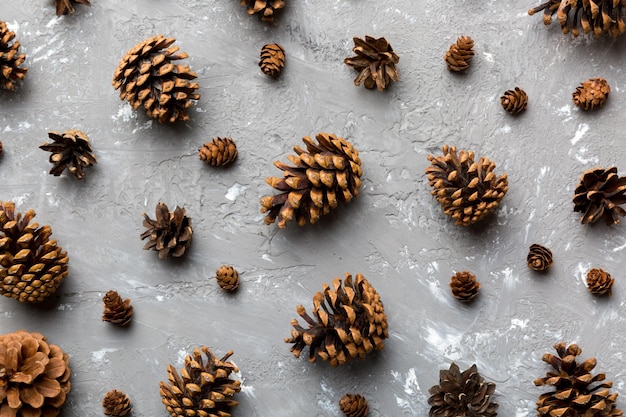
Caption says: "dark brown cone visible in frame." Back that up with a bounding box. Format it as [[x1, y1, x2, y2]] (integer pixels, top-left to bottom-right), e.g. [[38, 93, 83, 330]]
[[55, 0, 91, 16], [198, 137, 238, 167], [0, 21, 28, 90], [216, 265, 239, 291], [573, 167, 626, 225], [426, 145, 508, 226], [39, 130, 97, 180], [0, 201, 69, 303], [344, 36, 399, 91], [0, 330, 71, 417], [285, 273, 389, 367], [260, 133, 362, 228], [239, 0, 285, 21], [529, 0, 626, 37], [102, 290, 134, 326], [140, 202, 193, 259], [587, 268, 614, 296], [535, 342, 623, 417], [500, 87, 528, 114], [339, 394, 369, 417], [527, 244, 553, 272], [444, 36, 474, 72], [573, 78, 610, 110], [159, 347, 241, 417], [0, 141, 3, 157], [449, 271, 480, 301], [112, 35, 200, 124], [259, 43, 285, 77], [103, 390, 132, 417]]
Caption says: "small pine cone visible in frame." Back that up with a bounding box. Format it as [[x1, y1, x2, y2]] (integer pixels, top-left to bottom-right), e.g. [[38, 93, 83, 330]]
[[102, 290, 134, 326], [450, 271, 480, 301], [500, 87, 528, 114], [573, 78, 610, 110], [216, 265, 239, 291], [240, 0, 285, 21], [573, 167, 626, 225], [0, 140, 3, 157], [339, 394, 369, 417], [141, 202, 193, 259], [0, 21, 28, 90], [112, 35, 200, 124], [444, 36, 475, 72], [259, 43, 285, 77], [198, 137, 238, 167], [103, 390, 132, 417], [344, 35, 400, 91], [39, 130, 97, 179], [55, 0, 91, 16], [527, 244, 553, 272], [586, 268, 614, 296]]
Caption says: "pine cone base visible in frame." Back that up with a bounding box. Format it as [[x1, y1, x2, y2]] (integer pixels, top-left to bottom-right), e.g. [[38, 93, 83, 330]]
[[501, 87, 528, 114], [141, 202, 193, 259], [39, 130, 97, 179], [527, 244, 553, 272], [573, 167, 626, 225], [344, 35, 399, 91]]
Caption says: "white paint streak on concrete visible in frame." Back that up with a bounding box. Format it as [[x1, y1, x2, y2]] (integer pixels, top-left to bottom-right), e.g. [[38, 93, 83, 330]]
[[241, 385, 256, 399], [225, 183, 246, 201], [570, 123, 589, 145], [404, 368, 420, 395], [112, 103, 136, 122], [92, 348, 118, 364]]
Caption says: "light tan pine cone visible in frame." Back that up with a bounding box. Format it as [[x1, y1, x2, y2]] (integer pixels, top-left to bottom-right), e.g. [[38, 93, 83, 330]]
[[573, 78, 610, 110], [198, 137, 238, 167], [444, 36, 474, 72], [216, 265, 240, 291]]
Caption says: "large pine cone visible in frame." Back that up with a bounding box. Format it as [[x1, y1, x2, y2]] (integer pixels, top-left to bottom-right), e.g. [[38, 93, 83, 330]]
[[0, 330, 71, 417], [428, 363, 498, 417], [573, 167, 626, 225], [426, 145, 508, 226], [573, 78, 610, 111], [535, 342, 623, 417], [344, 36, 399, 91], [112, 35, 200, 124], [55, 0, 91, 16], [500, 87, 528, 114], [339, 393, 369, 417], [527, 244, 553, 272], [586, 268, 614, 296], [260, 133, 362, 228], [0, 201, 69, 303], [39, 130, 97, 180], [285, 273, 389, 367], [103, 389, 132, 417], [0, 21, 28, 90], [449, 271, 480, 301], [444, 36, 474, 72], [102, 290, 134, 326], [141, 202, 193, 259], [198, 137, 238, 167], [240, 0, 285, 21], [259, 43, 285, 77], [160, 346, 241, 417], [529, 0, 626, 37]]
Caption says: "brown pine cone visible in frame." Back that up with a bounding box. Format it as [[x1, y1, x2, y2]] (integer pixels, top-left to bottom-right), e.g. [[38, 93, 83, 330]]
[[259, 43, 285, 77], [216, 265, 239, 291], [573, 78, 610, 110], [102, 290, 134, 326], [240, 0, 285, 22], [344, 35, 399, 91], [500, 87, 528, 114], [339, 394, 369, 417], [198, 137, 238, 167], [103, 389, 132, 417], [39, 130, 97, 179], [573, 167, 626, 225], [55, 0, 91, 15], [586, 268, 614, 296], [444, 36, 475, 72], [0, 140, 3, 157], [0, 21, 28, 90], [527, 244, 553, 272], [450, 271, 480, 301], [141, 202, 193, 259]]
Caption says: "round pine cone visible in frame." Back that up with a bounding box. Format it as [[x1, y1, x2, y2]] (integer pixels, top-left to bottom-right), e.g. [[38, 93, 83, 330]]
[[240, 0, 285, 22], [444, 36, 474, 72], [259, 43, 285, 77], [141, 202, 193, 259], [500, 87, 528, 114], [216, 265, 239, 291], [102, 290, 134, 326], [339, 393, 369, 417], [573, 78, 610, 111], [198, 137, 238, 167], [0, 21, 28, 90], [344, 35, 400, 91], [39, 130, 97, 180], [103, 389, 132, 417], [450, 271, 480, 301], [586, 268, 614, 296], [527, 244, 553, 272], [0, 330, 71, 417], [573, 167, 626, 225]]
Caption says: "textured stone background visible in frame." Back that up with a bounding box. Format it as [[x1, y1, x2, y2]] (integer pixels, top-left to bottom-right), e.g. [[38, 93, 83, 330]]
[[1, 0, 626, 416]]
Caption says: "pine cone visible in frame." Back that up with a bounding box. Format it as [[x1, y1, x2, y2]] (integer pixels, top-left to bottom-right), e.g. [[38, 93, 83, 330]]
[[239, 0, 285, 21], [55, 0, 91, 16], [529, 0, 626, 37], [444, 36, 475, 72], [260, 133, 362, 228], [0, 21, 27, 90], [39, 130, 97, 180], [0, 201, 69, 303], [0, 140, 3, 157], [500, 87, 528, 114], [573, 78, 610, 110], [159, 346, 241, 417], [573, 167, 626, 225], [587, 268, 614, 296], [339, 393, 369, 417], [259, 43, 285, 77], [103, 389, 132, 417], [112, 35, 200, 124], [535, 342, 623, 417], [428, 363, 498, 417], [527, 244, 553, 272], [198, 137, 238, 167], [216, 265, 239, 291], [449, 271, 480, 301], [344, 36, 399, 91], [102, 290, 134, 326], [285, 273, 389, 367], [141, 202, 193, 259], [0, 330, 71, 417], [426, 145, 508, 226]]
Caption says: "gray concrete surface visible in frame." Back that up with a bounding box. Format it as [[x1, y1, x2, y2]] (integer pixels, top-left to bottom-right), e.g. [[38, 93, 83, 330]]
[[1, 0, 626, 416]]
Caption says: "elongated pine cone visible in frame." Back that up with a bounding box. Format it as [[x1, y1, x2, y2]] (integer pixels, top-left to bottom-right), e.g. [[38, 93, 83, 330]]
[[103, 389, 132, 417], [259, 43, 285, 77], [39, 130, 97, 180], [587, 268, 614, 296], [529, 0, 626, 37], [429, 363, 498, 417], [426, 145, 508, 226], [285, 273, 388, 367], [260, 133, 362, 228], [0, 201, 69, 303], [573, 78, 610, 110], [102, 290, 134, 326], [527, 244, 553, 272], [339, 393, 369, 417], [501, 87, 528, 114], [573, 167, 626, 225], [444, 36, 474, 72], [240, 0, 285, 21], [112, 35, 200, 124], [160, 346, 241, 417], [0, 330, 71, 417], [344, 36, 399, 91], [55, 0, 90, 16], [216, 265, 239, 291], [141, 202, 193, 259], [449, 271, 480, 301], [0, 21, 27, 90], [198, 137, 238, 167], [535, 342, 623, 417]]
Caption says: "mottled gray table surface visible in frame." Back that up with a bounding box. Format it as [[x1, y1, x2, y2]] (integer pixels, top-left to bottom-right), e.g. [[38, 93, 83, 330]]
[[1, 1, 626, 416]]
